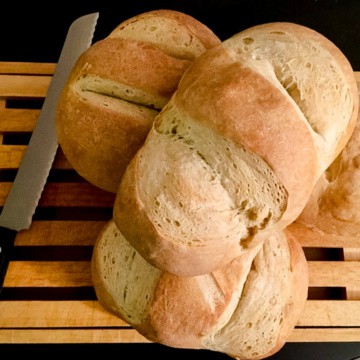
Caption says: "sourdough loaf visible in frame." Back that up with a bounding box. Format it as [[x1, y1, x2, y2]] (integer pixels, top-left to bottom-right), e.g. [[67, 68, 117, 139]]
[[56, 10, 220, 193], [289, 102, 360, 242], [92, 220, 308, 360], [114, 22, 358, 276]]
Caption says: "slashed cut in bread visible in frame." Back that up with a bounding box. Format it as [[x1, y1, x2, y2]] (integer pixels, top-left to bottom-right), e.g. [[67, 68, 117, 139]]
[[114, 22, 358, 276], [92, 220, 308, 360], [56, 10, 220, 193], [288, 103, 360, 243]]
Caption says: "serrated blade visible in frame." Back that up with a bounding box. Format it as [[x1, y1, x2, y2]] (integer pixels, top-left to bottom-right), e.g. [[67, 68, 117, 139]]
[[0, 12, 99, 231], [0, 12, 99, 293]]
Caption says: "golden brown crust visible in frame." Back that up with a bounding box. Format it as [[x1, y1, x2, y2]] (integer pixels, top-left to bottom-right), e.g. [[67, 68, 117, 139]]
[[114, 21, 358, 278], [145, 248, 259, 349], [175, 45, 319, 225], [264, 228, 309, 358], [56, 38, 189, 192], [91, 221, 123, 317], [56, 10, 220, 193], [56, 61, 157, 192], [292, 104, 360, 241], [92, 220, 308, 359], [109, 9, 221, 60], [74, 38, 190, 101], [113, 156, 174, 268], [114, 144, 268, 276], [228, 22, 359, 175], [91, 20, 359, 360]]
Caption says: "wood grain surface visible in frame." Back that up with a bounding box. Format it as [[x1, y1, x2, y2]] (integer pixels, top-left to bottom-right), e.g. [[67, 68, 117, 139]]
[[0, 62, 359, 344]]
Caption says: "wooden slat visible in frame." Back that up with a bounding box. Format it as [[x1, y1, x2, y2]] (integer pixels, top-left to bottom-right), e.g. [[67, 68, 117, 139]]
[[0, 145, 27, 169], [344, 248, 360, 261], [4, 261, 91, 287], [0, 74, 51, 98], [5, 259, 360, 290], [297, 300, 360, 326], [0, 329, 148, 344], [344, 248, 360, 300], [0, 182, 12, 203], [346, 286, 360, 300], [0, 328, 359, 344], [0, 182, 115, 207], [0, 145, 72, 169], [287, 223, 360, 248], [288, 328, 360, 342], [15, 221, 107, 246], [0, 62, 56, 75], [0, 64, 360, 345], [308, 261, 360, 288], [4, 260, 360, 288], [1, 299, 359, 328], [0, 301, 126, 327], [0, 109, 39, 132], [38, 183, 115, 207]]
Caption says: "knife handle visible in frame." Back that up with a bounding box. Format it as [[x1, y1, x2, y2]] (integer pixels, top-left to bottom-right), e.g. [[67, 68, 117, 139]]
[[0, 226, 17, 295]]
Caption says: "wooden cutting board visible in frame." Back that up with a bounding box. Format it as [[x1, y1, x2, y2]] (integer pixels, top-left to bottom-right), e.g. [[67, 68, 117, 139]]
[[0, 61, 359, 343]]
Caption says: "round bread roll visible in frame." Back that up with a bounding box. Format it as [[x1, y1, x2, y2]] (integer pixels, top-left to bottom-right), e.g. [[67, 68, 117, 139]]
[[56, 10, 220, 193], [113, 22, 358, 276], [91, 220, 308, 360], [289, 104, 360, 242]]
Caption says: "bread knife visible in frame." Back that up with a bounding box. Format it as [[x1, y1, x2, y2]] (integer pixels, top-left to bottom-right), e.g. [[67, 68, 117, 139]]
[[0, 12, 99, 293]]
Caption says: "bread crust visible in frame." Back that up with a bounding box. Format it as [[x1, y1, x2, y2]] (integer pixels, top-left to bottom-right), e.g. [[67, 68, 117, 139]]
[[56, 38, 189, 192], [92, 220, 308, 359], [108, 9, 221, 60], [114, 22, 357, 276], [202, 228, 308, 359], [56, 10, 220, 193], [290, 105, 360, 241], [174, 45, 319, 225], [146, 245, 260, 349], [225, 22, 358, 174], [91, 20, 358, 360], [114, 148, 267, 276]]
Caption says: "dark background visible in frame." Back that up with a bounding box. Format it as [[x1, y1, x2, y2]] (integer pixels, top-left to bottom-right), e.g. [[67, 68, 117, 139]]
[[1, 0, 360, 359], [1, 0, 360, 70]]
